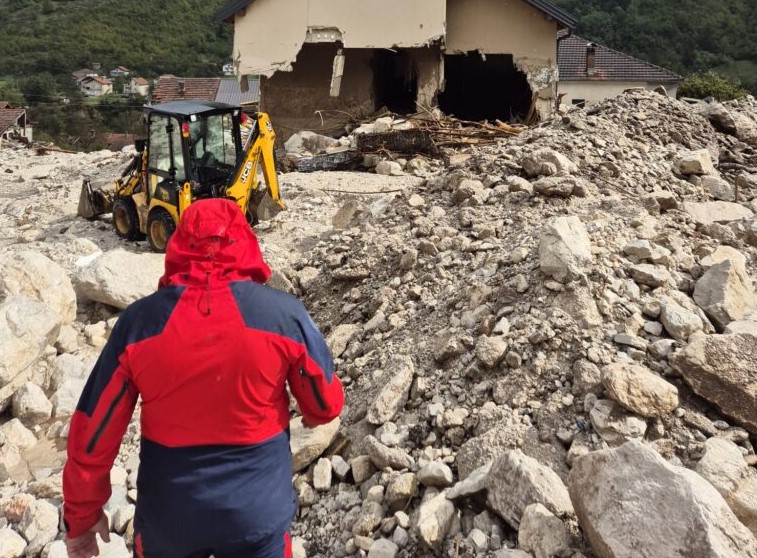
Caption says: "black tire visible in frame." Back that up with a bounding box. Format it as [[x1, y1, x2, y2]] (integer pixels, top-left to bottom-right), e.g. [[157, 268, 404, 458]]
[[112, 198, 145, 241], [146, 207, 177, 253]]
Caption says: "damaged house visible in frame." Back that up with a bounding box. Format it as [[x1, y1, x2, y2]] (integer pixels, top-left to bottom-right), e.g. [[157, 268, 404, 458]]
[[214, 0, 576, 137]]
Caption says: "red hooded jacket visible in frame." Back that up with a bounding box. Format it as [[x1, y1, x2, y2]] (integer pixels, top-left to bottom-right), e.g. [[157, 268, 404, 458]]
[[63, 199, 343, 555]]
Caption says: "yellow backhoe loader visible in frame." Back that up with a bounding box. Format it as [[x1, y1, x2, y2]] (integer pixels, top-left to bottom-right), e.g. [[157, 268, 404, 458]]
[[78, 100, 284, 252]]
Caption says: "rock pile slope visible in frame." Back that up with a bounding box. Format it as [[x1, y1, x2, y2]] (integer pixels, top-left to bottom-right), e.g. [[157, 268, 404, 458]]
[[1, 90, 757, 558]]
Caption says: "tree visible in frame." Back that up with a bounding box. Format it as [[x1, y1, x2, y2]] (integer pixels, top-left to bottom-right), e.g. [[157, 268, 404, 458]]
[[678, 70, 750, 101], [20, 73, 59, 105]]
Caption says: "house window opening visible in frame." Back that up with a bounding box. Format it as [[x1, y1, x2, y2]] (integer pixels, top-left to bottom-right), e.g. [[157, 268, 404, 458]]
[[371, 49, 419, 114], [439, 53, 532, 122]]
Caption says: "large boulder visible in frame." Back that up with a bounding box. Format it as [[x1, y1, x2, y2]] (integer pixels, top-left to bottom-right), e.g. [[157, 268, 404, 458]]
[[0, 296, 61, 410], [683, 201, 754, 226], [569, 440, 757, 558], [74, 249, 164, 309], [0, 251, 77, 323], [670, 333, 757, 434]]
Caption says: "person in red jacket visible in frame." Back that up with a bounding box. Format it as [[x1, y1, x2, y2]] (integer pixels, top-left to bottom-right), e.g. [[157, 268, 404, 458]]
[[63, 198, 344, 558]]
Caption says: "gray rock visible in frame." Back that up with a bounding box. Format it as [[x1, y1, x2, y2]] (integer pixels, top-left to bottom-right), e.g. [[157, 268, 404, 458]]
[[518, 503, 574, 558], [364, 436, 414, 470], [351, 455, 377, 485], [569, 440, 757, 558], [367, 356, 414, 425], [485, 450, 573, 529], [702, 176, 736, 202], [50, 378, 87, 418], [74, 249, 164, 310], [696, 437, 757, 536], [572, 359, 603, 396], [539, 216, 592, 283], [0, 419, 37, 450], [418, 461, 454, 488], [18, 499, 58, 547], [683, 201, 754, 226], [368, 538, 398, 558], [601, 363, 678, 418], [447, 462, 492, 499], [386, 473, 418, 511], [313, 457, 332, 492], [0, 528, 26, 558], [589, 399, 647, 445], [630, 264, 671, 288], [660, 298, 704, 341], [11, 382, 52, 424], [532, 176, 576, 198], [724, 320, 757, 335], [476, 335, 508, 368], [290, 416, 341, 472], [326, 324, 360, 358], [670, 333, 757, 434], [353, 501, 385, 536], [0, 251, 77, 323], [414, 492, 455, 551], [521, 149, 578, 177], [674, 149, 717, 175], [693, 259, 756, 330]]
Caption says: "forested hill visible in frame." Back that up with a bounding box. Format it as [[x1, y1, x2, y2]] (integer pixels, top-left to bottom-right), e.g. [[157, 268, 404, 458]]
[[553, 0, 757, 94], [0, 0, 232, 78]]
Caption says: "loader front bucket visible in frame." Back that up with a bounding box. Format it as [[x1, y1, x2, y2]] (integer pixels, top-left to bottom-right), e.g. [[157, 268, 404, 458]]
[[77, 179, 114, 220]]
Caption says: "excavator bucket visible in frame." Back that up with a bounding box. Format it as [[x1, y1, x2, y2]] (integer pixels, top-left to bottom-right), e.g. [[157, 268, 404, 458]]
[[253, 189, 285, 222], [77, 178, 114, 220]]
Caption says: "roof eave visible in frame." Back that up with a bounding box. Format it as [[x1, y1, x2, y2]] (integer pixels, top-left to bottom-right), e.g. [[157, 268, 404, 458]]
[[213, 0, 254, 23], [524, 0, 578, 29]]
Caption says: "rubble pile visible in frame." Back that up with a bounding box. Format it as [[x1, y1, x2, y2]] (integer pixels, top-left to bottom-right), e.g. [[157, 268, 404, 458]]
[[0, 89, 756, 558]]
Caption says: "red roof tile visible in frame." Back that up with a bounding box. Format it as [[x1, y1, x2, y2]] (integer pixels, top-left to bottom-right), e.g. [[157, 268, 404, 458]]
[[559, 36, 682, 83], [152, 76, 221, 103]]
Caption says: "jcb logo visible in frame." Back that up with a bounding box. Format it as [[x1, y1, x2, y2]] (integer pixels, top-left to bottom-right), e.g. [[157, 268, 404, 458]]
[[240, 161, 253, 184]]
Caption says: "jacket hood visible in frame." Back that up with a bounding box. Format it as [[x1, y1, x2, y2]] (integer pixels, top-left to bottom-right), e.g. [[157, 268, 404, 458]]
[[159, 198, 271, 288]]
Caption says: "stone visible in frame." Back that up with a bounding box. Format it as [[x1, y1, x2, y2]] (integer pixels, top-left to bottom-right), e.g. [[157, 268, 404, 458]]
[[112, 505, 135, 534], [353, 501, 384, 536], [683, 201, 754, 226], [376, 161, 403, 176], [386, 473, 418, 512], [326, 324, 360, 358], [601, 363, 679, 418], [414, 492, 455, 551], [11, 382, 52, 424], [485, 450, 573, 529], [313, 458, 332, 492], [50, 378, 87, 418], [518, 503, 574, 558], [0, 419, 37, 450], [674, 149, 717, 175], [494, 551, 532, 558], [447, 462, 492, 499], [468, 528, 488, 551], [0, 528, 26, 558], [351, 455, 376, 485], [18, 499, 58, 548], [50, 353, 93, 391], [660, 298, 704, 341], [572, 359, 603, 396], [538, 216, 592, 283], [418, 461, 454, 488], [0, 251, 77, 323], [702, 176, 736, 201], [671, 333, 757, 434], [290, 416, 341, 472], [0, 296, 61, 392], [368, 538, 398, 558], [724, 320, 757, 335], [332, 200, 368, 229], [364, 436, 414, 470], [331, 455, 351, 480], [532, 176, 576, 198], [521, 148, 578, 177], [284, 130, 341, 156], [589, 399, 647, 446], [693, 259, 756, 330], [569, 440, 757, 558], [630, 264, 671, 288], [366, 356, 414, 425], [696, 437, 757, 535], [475, 336, 508, 368], [74, 249, 165, 310]]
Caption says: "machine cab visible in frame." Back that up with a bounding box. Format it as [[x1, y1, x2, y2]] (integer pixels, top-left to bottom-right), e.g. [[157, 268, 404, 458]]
[[145, 101, 244, 206]]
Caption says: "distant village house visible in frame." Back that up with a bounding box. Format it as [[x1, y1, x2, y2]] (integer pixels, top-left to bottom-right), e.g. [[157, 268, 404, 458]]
[[214, 0, 577, 138], [557, 36, 683, 107], [124, 77, 150, 97], [80, 76, 114, 97], [110, 66, 131, 78], [0, 102, 32, 145], [72, 68, 98, 85]]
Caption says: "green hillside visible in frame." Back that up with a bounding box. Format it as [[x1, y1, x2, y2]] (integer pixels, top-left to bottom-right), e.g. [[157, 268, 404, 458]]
[[0, 0, 232, 79], [552, 0, 757, 94]]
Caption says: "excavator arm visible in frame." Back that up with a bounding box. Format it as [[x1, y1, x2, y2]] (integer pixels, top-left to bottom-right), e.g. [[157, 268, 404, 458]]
[[226, 112, 285, 223]]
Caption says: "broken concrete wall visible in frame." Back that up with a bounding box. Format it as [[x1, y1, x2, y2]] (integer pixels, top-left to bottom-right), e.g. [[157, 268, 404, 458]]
[[233, 0, 445, 77], [261, 44, 442, 141], [445, 0, 560, 116]]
